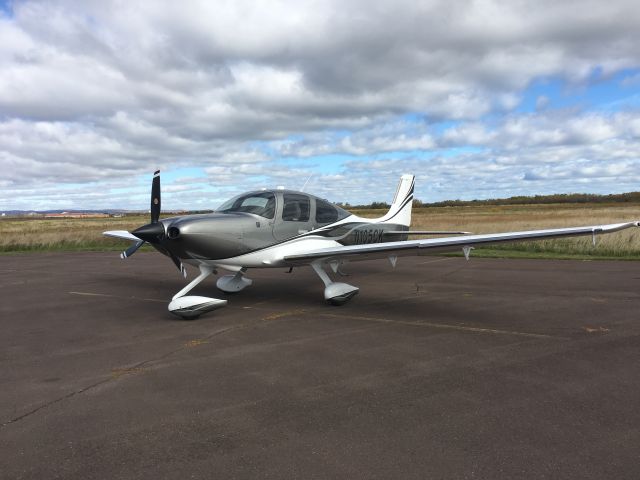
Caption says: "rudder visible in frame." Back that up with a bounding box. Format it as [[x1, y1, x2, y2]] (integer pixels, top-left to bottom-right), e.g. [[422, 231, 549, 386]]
[[380, 174, 414, 227]]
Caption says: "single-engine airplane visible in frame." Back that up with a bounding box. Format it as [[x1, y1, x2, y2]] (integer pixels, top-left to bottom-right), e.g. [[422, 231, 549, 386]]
[[105, 171, 640, 319]]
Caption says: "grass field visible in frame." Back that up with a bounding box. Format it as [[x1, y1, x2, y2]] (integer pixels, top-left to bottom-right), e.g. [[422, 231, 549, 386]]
[[2, 202, 640, 259], [358, 203, 640, 259], [0, 216, 151, 253]]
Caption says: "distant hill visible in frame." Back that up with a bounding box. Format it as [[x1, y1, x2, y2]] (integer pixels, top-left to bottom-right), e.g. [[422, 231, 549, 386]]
[[0, 209, 133, 216], [418, 191, 640, 208]]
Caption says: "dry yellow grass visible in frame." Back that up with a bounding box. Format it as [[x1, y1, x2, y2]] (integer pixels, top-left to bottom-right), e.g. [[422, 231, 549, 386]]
[[0, 215, 149, 252], [2, 203, 640, 258]]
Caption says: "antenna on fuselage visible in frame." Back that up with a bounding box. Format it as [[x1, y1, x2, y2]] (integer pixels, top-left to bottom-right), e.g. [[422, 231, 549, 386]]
[[300, 173, 313, 192]]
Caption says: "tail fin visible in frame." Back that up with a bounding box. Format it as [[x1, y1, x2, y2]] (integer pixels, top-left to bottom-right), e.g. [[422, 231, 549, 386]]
[[379, 174, 415, 227]]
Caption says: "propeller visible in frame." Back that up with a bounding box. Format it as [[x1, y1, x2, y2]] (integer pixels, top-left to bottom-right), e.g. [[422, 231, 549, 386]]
[[120, 240, 144, 259], [151, 169, 161, 223], [168, 251, 187, 278], [119, 170, 186, 278]]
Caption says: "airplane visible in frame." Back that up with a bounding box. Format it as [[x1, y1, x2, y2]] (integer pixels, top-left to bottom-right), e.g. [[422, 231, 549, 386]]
[[104, 171, 640, 319]]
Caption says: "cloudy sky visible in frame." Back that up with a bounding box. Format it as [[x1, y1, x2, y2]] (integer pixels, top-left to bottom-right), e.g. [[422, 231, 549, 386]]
[[1, 0, 640, 211]]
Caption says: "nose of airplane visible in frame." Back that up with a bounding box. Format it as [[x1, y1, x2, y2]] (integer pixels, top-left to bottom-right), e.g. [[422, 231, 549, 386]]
[[132, 222, 165, 243], [159, 213, 255, 260]]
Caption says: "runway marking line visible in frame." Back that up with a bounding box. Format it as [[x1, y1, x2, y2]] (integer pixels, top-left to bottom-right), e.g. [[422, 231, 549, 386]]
[[243, 299, 274, 309], [590, 297, 607, 303], [583, 326, 610, 333], [418, 257, 455, 265], [262, 309, 306, 321], [319, 313, 561, 339], [0, 281, 27, 287], [68, 291, 165, 303]]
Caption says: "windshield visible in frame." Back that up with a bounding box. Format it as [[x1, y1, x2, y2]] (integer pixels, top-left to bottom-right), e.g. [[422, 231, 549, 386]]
[[217, 192, 276, 219]]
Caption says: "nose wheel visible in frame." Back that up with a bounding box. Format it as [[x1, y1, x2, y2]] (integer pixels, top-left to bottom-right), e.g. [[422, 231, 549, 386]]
[[168, 265, 227, 319]]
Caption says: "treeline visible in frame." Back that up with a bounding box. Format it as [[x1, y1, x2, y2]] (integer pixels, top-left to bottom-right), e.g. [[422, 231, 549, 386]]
[[422, 191, 640, 207], [340, 191, 640, 209]]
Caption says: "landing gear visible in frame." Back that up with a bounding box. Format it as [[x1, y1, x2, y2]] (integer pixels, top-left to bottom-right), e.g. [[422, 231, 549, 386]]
[[311, 261, 359, 306], [216, 268, 253, 293], [167, 265, 227, 320]]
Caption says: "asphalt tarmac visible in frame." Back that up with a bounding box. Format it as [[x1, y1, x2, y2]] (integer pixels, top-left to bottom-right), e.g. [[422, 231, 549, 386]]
[[1, 252, 639, 479]]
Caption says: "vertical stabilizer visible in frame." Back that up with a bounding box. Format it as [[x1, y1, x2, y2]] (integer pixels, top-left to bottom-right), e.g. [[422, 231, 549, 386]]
[[379, 174, 415, 227]]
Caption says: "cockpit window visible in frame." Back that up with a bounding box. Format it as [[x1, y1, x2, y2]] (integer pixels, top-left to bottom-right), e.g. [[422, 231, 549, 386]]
[[282, 194, 310, 222], [315, 199, 350, 224], [217, 192, 276, 219]]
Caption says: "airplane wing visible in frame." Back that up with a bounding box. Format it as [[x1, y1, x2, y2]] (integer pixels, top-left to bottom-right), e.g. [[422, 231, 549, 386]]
[[103, 230, 140, 242], [283, 221, 640, 265]]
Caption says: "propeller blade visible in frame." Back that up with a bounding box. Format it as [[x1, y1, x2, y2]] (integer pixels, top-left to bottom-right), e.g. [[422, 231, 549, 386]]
[[151, 169, 161, 224], [120, 240, 144, 259], [169, 251, 187, 278]]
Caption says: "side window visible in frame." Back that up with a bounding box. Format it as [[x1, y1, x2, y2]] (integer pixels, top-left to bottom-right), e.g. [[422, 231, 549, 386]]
[[282, 194, 310, 222], [316, 199, 338, 224]]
